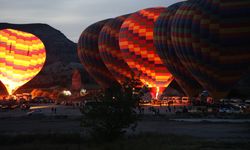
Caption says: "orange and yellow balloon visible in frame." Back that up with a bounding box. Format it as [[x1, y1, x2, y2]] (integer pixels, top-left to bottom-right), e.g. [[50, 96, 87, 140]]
[[119, 8, 174, 99], [0, 29, 46, 95]]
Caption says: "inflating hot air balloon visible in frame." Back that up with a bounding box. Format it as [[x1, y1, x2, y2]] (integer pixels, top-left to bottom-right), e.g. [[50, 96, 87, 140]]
[[0, 28, 46, 95], [99, 14, 133, 84], [77, 19, 119, 88], [119, 7, 174, 99], [154, 2, 203, 97], [171, 0, 250, 99]]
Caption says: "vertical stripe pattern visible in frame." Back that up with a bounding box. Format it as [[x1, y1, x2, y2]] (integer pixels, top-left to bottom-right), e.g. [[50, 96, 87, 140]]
[[154, 1, 203, 97], [77, 20, 119, 88], [99, 15, 133, 84], [171, 0, 250, 99]]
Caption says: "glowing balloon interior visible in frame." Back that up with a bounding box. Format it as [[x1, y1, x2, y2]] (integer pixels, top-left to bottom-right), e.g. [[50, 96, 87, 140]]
[[119, 8, 174, 99], [0, 29, 46, 95]]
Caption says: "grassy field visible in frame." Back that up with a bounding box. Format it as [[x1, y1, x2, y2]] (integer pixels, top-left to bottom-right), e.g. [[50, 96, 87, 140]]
[[0, 133, 249, 150]]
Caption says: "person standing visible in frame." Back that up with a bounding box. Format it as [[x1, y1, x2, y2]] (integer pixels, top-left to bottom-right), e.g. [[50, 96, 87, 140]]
[[54, 107, 57, 114]]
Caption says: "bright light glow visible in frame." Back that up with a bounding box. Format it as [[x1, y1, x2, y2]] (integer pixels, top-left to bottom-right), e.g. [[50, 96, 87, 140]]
[[140, 103, 190, 107], [62, 90, 72, 96], [30, 105, 52, 110], [150, 87, 164, 100], [155, 87, 160, 100], [80, 89, 87, 96]]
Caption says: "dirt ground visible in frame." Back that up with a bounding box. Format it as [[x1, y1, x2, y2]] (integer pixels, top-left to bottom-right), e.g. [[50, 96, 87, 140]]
[[0, 116, 249, 142], [0, 104, 250, 142]]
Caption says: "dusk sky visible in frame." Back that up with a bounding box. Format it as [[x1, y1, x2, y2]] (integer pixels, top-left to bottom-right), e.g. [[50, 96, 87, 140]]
[[0, 0, 184, 42]]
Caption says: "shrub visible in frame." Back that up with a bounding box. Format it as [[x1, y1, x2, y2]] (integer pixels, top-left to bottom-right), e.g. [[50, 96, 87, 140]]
[[81, 77, 143, 141]]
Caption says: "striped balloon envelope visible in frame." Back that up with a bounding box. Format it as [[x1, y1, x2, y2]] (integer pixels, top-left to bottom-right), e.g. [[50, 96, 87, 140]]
[[99, 15, 134, 85], [154, 1, 203, 97], [119, 7, 174, 99], [0, 28, 46, 95], [71, 69, 82, 91], [171, 0, 250, 99], [77, 19, 119, 88]]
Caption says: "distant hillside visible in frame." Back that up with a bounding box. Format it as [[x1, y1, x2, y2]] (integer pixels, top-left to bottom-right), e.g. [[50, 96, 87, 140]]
[[0, 23, 95, 94]]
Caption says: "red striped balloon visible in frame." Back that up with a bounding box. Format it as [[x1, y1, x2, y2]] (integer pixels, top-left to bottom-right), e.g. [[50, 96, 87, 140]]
[[119, 7, 174, 99]]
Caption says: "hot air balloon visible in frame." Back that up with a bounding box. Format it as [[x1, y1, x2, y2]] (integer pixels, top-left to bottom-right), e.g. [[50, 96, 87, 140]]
[[99, 14, 134, 85], [171, 0, 250, 99], [154, 2, 203, 97], [0, 28, 46, 95], [72, 69, 82, 91], [119, 7, 174, 99], [77, 19, 119, 88]]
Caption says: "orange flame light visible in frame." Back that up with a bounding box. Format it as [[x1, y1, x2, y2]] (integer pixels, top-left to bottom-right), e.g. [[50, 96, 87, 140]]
[[150, 87, 164, 100], [0, 29, 46, 95]]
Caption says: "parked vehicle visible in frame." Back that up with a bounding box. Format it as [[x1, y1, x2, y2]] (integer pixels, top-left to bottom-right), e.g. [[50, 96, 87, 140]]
[[245, 100, 250, 107], [30, 97, 53, 103], [26, 109, 44, 116], [219, 105, 241, 114], [20, 104, 30, 110]]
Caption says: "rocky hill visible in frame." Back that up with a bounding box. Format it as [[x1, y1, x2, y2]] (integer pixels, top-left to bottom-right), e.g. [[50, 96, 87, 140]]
[[0, 23, 95, 94]]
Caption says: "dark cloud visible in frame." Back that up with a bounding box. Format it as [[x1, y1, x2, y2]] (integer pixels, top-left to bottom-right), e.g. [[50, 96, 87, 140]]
[[0, 0, 184, 42]]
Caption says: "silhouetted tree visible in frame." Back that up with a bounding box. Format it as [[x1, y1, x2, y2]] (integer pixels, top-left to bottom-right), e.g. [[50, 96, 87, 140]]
[[81, 75, 143, 141]]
